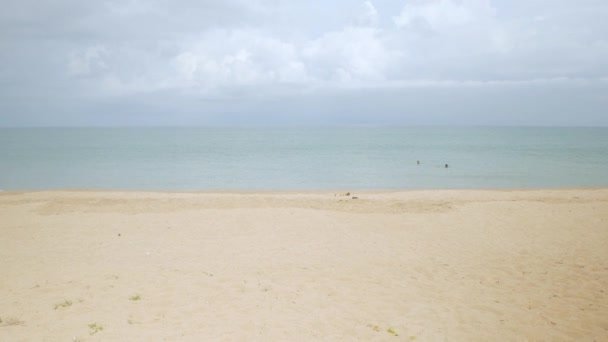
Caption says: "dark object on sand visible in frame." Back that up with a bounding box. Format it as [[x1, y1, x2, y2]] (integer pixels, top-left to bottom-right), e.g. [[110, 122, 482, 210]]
[[352, 196, 358, 199]]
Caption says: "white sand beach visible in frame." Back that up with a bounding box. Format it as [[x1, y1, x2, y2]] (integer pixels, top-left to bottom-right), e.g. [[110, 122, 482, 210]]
[[1, 189, 607, 341]]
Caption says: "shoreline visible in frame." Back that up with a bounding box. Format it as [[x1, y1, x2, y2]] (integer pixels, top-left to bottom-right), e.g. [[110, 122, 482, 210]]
[[2, 186, 608, 194]]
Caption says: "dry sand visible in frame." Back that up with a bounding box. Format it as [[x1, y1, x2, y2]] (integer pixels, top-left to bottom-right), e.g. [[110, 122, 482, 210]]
[[1, 189, 607, 341]]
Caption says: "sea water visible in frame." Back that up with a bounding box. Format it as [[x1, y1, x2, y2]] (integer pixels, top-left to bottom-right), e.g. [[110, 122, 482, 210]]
[[1, 127, 607, 190]]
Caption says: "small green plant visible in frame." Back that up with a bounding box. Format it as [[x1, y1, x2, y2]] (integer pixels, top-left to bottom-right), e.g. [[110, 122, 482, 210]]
[[127, 318, 141, 325], [54, 299, 73, 310], [367, 324, 380, 332], [88, 323, 104, 335], [387, 327, 398, 336], [0, 316, 25, 327], [129, 294, 141, 301]]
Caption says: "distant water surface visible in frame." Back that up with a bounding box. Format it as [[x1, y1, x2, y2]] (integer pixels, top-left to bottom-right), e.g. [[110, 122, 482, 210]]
[[1, 127, 607, 190]]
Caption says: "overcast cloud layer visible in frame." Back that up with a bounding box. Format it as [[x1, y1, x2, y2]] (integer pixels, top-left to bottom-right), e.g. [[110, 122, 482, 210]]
[[1, 0, 607, 126]]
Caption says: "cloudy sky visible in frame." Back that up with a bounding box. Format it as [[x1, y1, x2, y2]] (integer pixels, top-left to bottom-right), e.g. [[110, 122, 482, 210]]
[[1, 0, 607, 126]]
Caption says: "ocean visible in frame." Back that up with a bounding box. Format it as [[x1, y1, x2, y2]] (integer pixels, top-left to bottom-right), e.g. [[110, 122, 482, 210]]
[[1, 127, 607, 191]]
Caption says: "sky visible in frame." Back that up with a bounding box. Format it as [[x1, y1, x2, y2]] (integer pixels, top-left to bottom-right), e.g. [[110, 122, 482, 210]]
[[1, 0, 607, 126]]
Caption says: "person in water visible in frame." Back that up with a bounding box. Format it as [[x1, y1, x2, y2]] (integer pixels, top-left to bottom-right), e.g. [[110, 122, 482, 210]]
[[445, 164, 449, 168], [417, 160, 420, 165]]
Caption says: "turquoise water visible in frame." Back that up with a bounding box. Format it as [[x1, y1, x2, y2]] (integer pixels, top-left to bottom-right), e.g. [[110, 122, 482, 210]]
[[1, 127, 607, 190]]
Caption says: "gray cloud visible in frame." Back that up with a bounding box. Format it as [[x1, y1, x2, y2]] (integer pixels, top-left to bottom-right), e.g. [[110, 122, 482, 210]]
[[1, 0, 607, 126]]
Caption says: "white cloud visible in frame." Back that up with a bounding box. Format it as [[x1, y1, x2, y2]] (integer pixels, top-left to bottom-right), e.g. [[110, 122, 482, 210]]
[[173, 52, 198, 81], [4, 0, 606, 125], [393, 0, 496, 31], [57, 0, 607, 98], [160, 1, 392, 92], [394, 0, 471, 30], [169, 30, 310, 91], [67, 45, 109, 77], [302, 27, 392, 83], [166, 25, 393, 93], [354, 1, 379, 26]]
